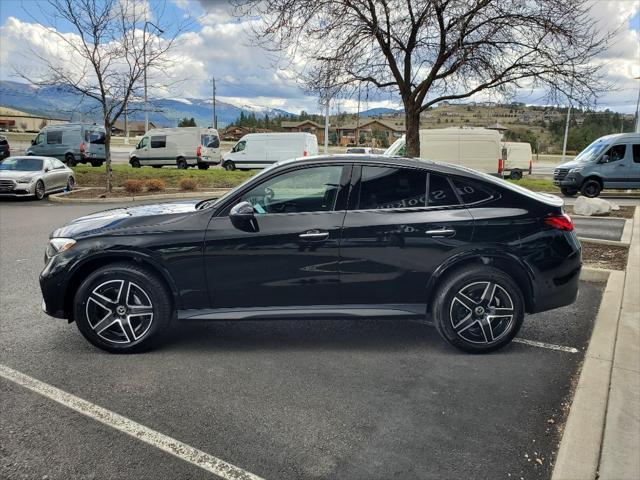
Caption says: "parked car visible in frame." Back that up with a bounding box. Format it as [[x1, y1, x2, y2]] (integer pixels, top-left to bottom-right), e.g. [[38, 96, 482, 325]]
[[222, 132, 318, 170], [40, 155, 580, 354], [0, 156, 75, 200], [554, 133, 640, 197], [129, 127, 220, 169], [0, 135, 10, 159], [26, 123, 106, 166], [502, 141, 533, 180], [385, 127, 505, 175]]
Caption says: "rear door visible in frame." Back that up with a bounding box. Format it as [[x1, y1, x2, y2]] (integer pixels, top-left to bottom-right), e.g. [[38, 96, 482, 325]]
[[339, 165, 474, 306], [628, 143, 640, 187], [50, 158, 68, 189]]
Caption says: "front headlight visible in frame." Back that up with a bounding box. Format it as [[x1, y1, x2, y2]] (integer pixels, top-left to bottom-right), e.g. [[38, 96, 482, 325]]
[[568, 167, 583, 174], [17, 176, 34, 183], [48, 238, 76, 255]]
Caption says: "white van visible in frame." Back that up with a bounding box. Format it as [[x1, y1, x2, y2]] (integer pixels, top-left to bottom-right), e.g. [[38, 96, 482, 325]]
[[222, 132, 318, 170], [385, 127, 504, 175], [502, 141, 533, 180], [129, 127, 220, 169]]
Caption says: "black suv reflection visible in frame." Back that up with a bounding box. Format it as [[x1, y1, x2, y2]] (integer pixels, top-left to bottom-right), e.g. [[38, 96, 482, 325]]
[[40, 156, 581, 353]]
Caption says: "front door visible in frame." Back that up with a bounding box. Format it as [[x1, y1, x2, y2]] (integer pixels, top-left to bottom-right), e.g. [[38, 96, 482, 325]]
[[204, 164, 351, 309], [599, 143, 630, 188], [339, 166, 474, 306]]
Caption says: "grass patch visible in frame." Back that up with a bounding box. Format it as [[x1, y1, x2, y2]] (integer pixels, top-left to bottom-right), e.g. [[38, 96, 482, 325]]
[[74, 164, 255, 189], [506, 177, 556, 191]]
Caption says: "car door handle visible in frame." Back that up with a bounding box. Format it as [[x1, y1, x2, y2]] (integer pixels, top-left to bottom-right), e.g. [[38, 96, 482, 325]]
[[425, 228, 456, 238], [299, 230, 329, 241]]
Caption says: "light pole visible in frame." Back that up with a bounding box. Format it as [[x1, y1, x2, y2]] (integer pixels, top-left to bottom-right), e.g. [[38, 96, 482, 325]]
[[211, 76, 217, 129], [635, 76, 640, 134], [143, 21, 164, 134]]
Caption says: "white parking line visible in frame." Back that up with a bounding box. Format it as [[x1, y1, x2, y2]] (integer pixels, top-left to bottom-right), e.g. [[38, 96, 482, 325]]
[[410, 320, 579, 353], [0, 364, 265, 480]]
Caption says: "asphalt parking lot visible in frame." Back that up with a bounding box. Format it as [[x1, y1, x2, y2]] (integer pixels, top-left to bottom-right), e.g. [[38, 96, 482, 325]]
[[0, 199, 604, 480]]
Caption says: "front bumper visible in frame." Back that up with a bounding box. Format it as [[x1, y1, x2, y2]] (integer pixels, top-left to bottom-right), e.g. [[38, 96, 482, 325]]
[[40, 251, 70, 319], [0, 180, 36, 197], [553, 172, 584, 187]]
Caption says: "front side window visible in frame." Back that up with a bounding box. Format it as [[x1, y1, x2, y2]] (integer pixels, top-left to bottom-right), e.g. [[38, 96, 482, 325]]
[[428, 173, 460, 207], [604, 144, 626, 163], [358, 166, 427, 210], [237, 165, 343, 214], [233, 141, 246, 153], [150, 136, 166, 149], [138, 137, 149, 149], [34, 133, 44, 145], [47, 131, 63, 144], [451, 177, 497, 205]]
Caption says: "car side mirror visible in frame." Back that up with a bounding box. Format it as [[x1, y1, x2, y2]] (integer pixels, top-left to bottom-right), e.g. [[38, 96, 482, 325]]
[[31, 140, 35, 145], [44, 167, 50, 172], [229, 201, 259, 232], [599, 154, 609, 164]]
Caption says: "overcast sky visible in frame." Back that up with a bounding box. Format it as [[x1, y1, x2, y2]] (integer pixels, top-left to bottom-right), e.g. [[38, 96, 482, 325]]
[[0, 0, 638, 114]]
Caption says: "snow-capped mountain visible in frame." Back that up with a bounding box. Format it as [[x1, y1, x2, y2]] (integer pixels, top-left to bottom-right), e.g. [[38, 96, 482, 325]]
[[0, 81, 293, 127]]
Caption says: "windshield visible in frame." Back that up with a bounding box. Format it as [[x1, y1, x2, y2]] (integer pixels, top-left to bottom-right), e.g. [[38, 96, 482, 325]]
[[0, 157, 43, 171], [385, 136, 406, 156], [573, 138, 609, 164]]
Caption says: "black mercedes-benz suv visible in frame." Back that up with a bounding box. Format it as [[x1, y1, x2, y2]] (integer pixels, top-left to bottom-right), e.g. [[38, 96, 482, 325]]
[[40, 155, 581, 353]]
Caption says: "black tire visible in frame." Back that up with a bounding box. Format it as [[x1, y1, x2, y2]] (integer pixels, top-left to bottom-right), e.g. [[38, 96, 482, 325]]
[[34, 180, 45, 200], [509, 170, 523, 180], [223, 161, 236, 171], [177, 157, 188, 169], [66, 176, 75, 191], [581, 179, 602, 198], [197, 163, 209, 170], [90, 160, 103, 167], [152, 165, 162, 169], [65, 153, 77, 167], [73, 262, 172, 353], [560, 187, 578, 197], [433, 265, 524, 353], [130, 157, 141, 168]]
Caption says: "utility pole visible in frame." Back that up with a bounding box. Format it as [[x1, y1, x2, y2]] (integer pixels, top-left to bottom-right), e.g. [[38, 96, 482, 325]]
[[561, 85, 573, 163], [635, 76, 640, 133], [324, 95, 330, 154], [212, 76, 217, 129], [355, 83, 361, 145], [124, 79, 129, 144]]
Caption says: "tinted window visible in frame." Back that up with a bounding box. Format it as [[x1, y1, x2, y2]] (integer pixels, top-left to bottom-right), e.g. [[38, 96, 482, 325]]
[[358, 166, 427, 210], [138, 137, 149, 149], [0, 158, 43, 171], [151, 136, 166, 148], [633, 144, 640, 163], [604, 144, 626, 162], [233, 140, 246, 152], [0, 137, 7, 145], [85, 130, 105, 144], [451, 177, 496, 205], [238, 165, 343, 214], [201, 134, 219, 148], [428, 174, 459, 207], [47, 131, 63, 144]]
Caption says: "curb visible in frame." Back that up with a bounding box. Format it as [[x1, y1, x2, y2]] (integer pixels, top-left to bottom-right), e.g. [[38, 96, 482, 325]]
[[552, 208, 639, 480], [578, 237, 630, 247], [49, 188, 231, 204], [579, 267, 613, 283]]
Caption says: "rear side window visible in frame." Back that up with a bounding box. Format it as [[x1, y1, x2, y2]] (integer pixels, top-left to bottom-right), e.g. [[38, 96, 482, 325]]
[[451, 177, 497, 205], [358, 166, 427, 210], [428, 173, 459, 207], [633, 144, 640, 163], [150, 136, 166, 148], [47, 131, 63, 144], [85, 130, 105, 144]]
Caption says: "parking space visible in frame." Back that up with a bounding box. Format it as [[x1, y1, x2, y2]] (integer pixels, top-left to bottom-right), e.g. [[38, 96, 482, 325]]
[[1, 200, 604, 480]]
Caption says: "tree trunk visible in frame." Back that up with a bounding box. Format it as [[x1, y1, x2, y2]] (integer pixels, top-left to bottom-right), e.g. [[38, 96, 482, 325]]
[[404, 101, 420, 158], [104, 121, 112, 193]]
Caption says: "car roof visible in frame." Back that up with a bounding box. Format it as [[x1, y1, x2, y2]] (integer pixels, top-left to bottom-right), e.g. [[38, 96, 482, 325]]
[[2, 156, 58, 161]]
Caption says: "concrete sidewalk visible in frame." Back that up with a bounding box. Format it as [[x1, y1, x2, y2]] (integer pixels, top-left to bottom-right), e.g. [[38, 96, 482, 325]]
[[553, 207, 639, 480], [598, 207, 640, 479]]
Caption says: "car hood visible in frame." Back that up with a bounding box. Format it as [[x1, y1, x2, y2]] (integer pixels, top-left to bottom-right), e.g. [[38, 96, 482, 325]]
[[556, 161, 583, 170], [52, 200, 201, 239], [0, 170, 40, 179]]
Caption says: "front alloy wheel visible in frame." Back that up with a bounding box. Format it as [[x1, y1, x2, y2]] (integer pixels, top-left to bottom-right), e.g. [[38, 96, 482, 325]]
[[433, 266, 524, 353], [35, 180, 45, 200], [74, 263, 171, 353]]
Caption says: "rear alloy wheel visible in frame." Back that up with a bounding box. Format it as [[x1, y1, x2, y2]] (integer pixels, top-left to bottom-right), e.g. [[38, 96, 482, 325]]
[[177, 157, 188, 169], [66, 176, 75, 191], [509, 170, 523, 180], [223, 161, 236, 171], [34, 180, 45, 200], [74, 263, 171, 353], [433, 266, 524, 353], [65, 153, 77, 167], [560, 187, 578, 197], [581, 179, 602, 198], [130, 157, 141, 168]]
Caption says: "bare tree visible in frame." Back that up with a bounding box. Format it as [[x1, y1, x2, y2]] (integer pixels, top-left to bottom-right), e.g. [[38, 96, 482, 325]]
[[237, 0, 614, 157], [20, 0, 188, 191]]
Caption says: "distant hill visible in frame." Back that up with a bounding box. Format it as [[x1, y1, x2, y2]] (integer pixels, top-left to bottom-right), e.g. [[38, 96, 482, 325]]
[[360, 107, 403, 117], [0, 80, 293, 127]]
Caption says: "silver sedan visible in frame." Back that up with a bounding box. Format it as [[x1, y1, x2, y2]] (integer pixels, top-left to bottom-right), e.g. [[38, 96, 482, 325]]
[[0, 156, 75, 200]]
